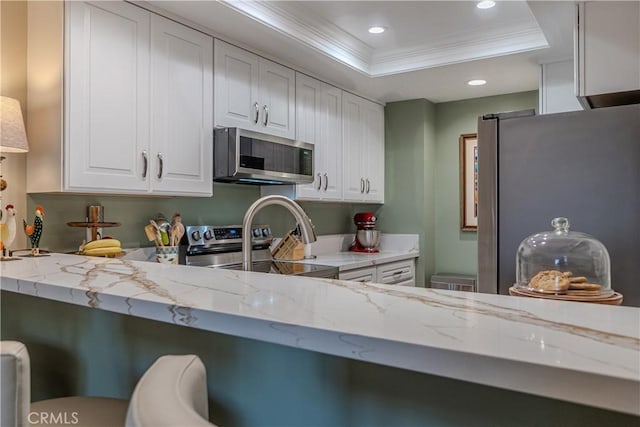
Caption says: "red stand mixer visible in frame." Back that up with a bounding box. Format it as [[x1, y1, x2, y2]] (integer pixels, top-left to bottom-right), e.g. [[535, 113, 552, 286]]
[[349, 212, 380, 253]]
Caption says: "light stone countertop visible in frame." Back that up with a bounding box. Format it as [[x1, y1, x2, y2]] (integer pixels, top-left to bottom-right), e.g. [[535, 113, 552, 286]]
[[293, 250, 419, 271], [1, 253, 638, 415]]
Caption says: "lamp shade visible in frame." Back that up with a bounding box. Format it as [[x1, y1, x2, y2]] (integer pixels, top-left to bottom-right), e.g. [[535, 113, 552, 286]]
[[1, 96, 29, 153]]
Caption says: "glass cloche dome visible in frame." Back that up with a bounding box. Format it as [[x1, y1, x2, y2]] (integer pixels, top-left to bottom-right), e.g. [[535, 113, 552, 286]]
[[515, 217, 611, 295]]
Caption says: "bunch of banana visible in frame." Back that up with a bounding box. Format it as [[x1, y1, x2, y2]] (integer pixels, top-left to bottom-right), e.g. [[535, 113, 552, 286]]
[[82, 238, 123, 257]]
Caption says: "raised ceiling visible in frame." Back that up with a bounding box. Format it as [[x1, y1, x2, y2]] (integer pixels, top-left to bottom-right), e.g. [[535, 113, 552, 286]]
[[146, 0, 575, 104]]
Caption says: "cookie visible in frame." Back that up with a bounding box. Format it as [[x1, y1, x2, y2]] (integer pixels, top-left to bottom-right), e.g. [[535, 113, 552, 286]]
[[569, 276, 587, 283], [568, 282, 601, 291], [529, 270, 570, 292]]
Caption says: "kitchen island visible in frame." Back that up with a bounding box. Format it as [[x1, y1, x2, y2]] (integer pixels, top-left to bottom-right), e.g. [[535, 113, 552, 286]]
[[1, 253, 638, 422]]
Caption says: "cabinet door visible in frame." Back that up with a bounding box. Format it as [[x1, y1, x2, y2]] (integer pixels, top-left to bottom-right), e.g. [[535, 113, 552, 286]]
[[578, 2, 640, 96], [363, 100, 385, 202], [214, 40, 260, 130], [150, 15, 213, 196], [295, 73, 323, 199], [259, 59, 295, 139], [321, 84, 343, 200], [339, 267, 376, 282], [66, 1, 150, 192], [342, 92, 366, 201], [377, 260, 415, 286]]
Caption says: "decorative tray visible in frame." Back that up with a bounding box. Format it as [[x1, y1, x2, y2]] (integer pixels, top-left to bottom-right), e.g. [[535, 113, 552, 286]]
[[509, 286, 623, 305]]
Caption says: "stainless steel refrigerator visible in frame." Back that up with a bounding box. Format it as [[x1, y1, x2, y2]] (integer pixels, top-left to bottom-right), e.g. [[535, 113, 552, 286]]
[[477, 104, 640, 306]]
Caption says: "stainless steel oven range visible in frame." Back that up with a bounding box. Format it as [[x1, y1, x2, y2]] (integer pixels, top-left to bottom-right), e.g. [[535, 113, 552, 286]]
[[184, 225, 338, 279]]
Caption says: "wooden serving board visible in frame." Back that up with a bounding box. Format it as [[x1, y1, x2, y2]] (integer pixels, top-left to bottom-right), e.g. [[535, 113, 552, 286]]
[[509, 286, 623, 305]]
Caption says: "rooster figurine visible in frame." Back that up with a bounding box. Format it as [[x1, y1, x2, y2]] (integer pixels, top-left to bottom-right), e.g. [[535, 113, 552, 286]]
[[23, 205, 45, 256], [0, 204, 17, 258]]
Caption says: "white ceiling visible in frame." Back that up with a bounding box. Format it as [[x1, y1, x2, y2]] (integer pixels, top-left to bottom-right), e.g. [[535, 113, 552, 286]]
[[146, 0, 575, 104]]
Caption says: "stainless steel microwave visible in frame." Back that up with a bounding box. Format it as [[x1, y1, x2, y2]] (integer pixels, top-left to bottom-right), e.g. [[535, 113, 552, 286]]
[[213, 127, 314, 185]]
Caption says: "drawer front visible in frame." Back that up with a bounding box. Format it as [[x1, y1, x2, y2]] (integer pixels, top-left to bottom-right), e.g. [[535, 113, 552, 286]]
[[339, 267, 376, 282], [393, 278, 415, 287], [378, 260, 415, 286]]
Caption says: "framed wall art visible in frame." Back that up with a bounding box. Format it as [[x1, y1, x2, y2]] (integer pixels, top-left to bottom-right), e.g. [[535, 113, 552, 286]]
[[459, 133, 478, 231]]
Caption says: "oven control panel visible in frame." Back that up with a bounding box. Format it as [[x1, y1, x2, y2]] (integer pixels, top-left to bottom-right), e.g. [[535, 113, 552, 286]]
[[185, 225, 272, 248]]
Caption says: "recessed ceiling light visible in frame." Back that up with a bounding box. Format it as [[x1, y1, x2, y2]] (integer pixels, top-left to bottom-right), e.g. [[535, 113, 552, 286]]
[[477, 1, 496, 9], [368, 26, 386, 34], [467, 79, 487, 86]]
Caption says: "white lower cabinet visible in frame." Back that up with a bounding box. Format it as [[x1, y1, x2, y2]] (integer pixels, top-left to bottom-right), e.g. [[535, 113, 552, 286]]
[[339, 259, 416, 286], [28, 1, 213, 196], [339, 267, 377, 283], [376, 260, 415, 286]]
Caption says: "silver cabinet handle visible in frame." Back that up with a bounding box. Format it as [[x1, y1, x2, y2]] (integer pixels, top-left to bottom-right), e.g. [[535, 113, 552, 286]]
[[157, 153, 164, 179], [141, 150, 148, 178], [366, 178, 370, 194], [360, 178, 365, 193], [263, 105, 269, 126], [323, 173, 328, 191], [316, 173, 322, 190], [254, 102, 259, 124]]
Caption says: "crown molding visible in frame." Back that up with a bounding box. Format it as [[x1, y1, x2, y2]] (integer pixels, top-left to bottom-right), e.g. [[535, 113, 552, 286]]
[[220, 0, 373, 74], [370, 26, 549, 76], [219, 1, 548, 78]]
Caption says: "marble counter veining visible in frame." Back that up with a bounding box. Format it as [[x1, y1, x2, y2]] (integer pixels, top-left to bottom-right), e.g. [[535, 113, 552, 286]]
[[1, 253, 638, 415]]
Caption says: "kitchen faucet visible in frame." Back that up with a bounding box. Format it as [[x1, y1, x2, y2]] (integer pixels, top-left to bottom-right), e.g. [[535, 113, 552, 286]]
[[242, 195, 317, 271]]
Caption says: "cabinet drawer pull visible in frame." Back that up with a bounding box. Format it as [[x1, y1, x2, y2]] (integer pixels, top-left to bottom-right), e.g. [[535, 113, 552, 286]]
[[366, 178, 370, 194], [360, 178, 365, 193], [323, 173, 328, 191], [254, 102, 259, 124], [157, 153, 164, 179], [141, 150, 148, 178], [316, 173, 322, 190], [263, 105, 269, 126]]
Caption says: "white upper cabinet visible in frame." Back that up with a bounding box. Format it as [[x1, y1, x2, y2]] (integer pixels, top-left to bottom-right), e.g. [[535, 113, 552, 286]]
[[342, 92, 385, 203], [539, 60, 583, 114], [66, 1, 151, 192], [214, 40, 295, 139], [362, 100, 385, 203], [150, 14, 213, 195], [322, 84, 343, 200], [575, 1, 640, 103], [292, 73, 342, 201], [31, 1, 213, 196]]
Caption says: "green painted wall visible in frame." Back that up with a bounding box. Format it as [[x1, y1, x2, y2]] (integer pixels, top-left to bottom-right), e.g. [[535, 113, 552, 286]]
[[381, 93, 537, 285], [378, 99, 436, 287], [434, 91, 538, 275], [27, 184, 373, 253], [2, 292, 636, 427]]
